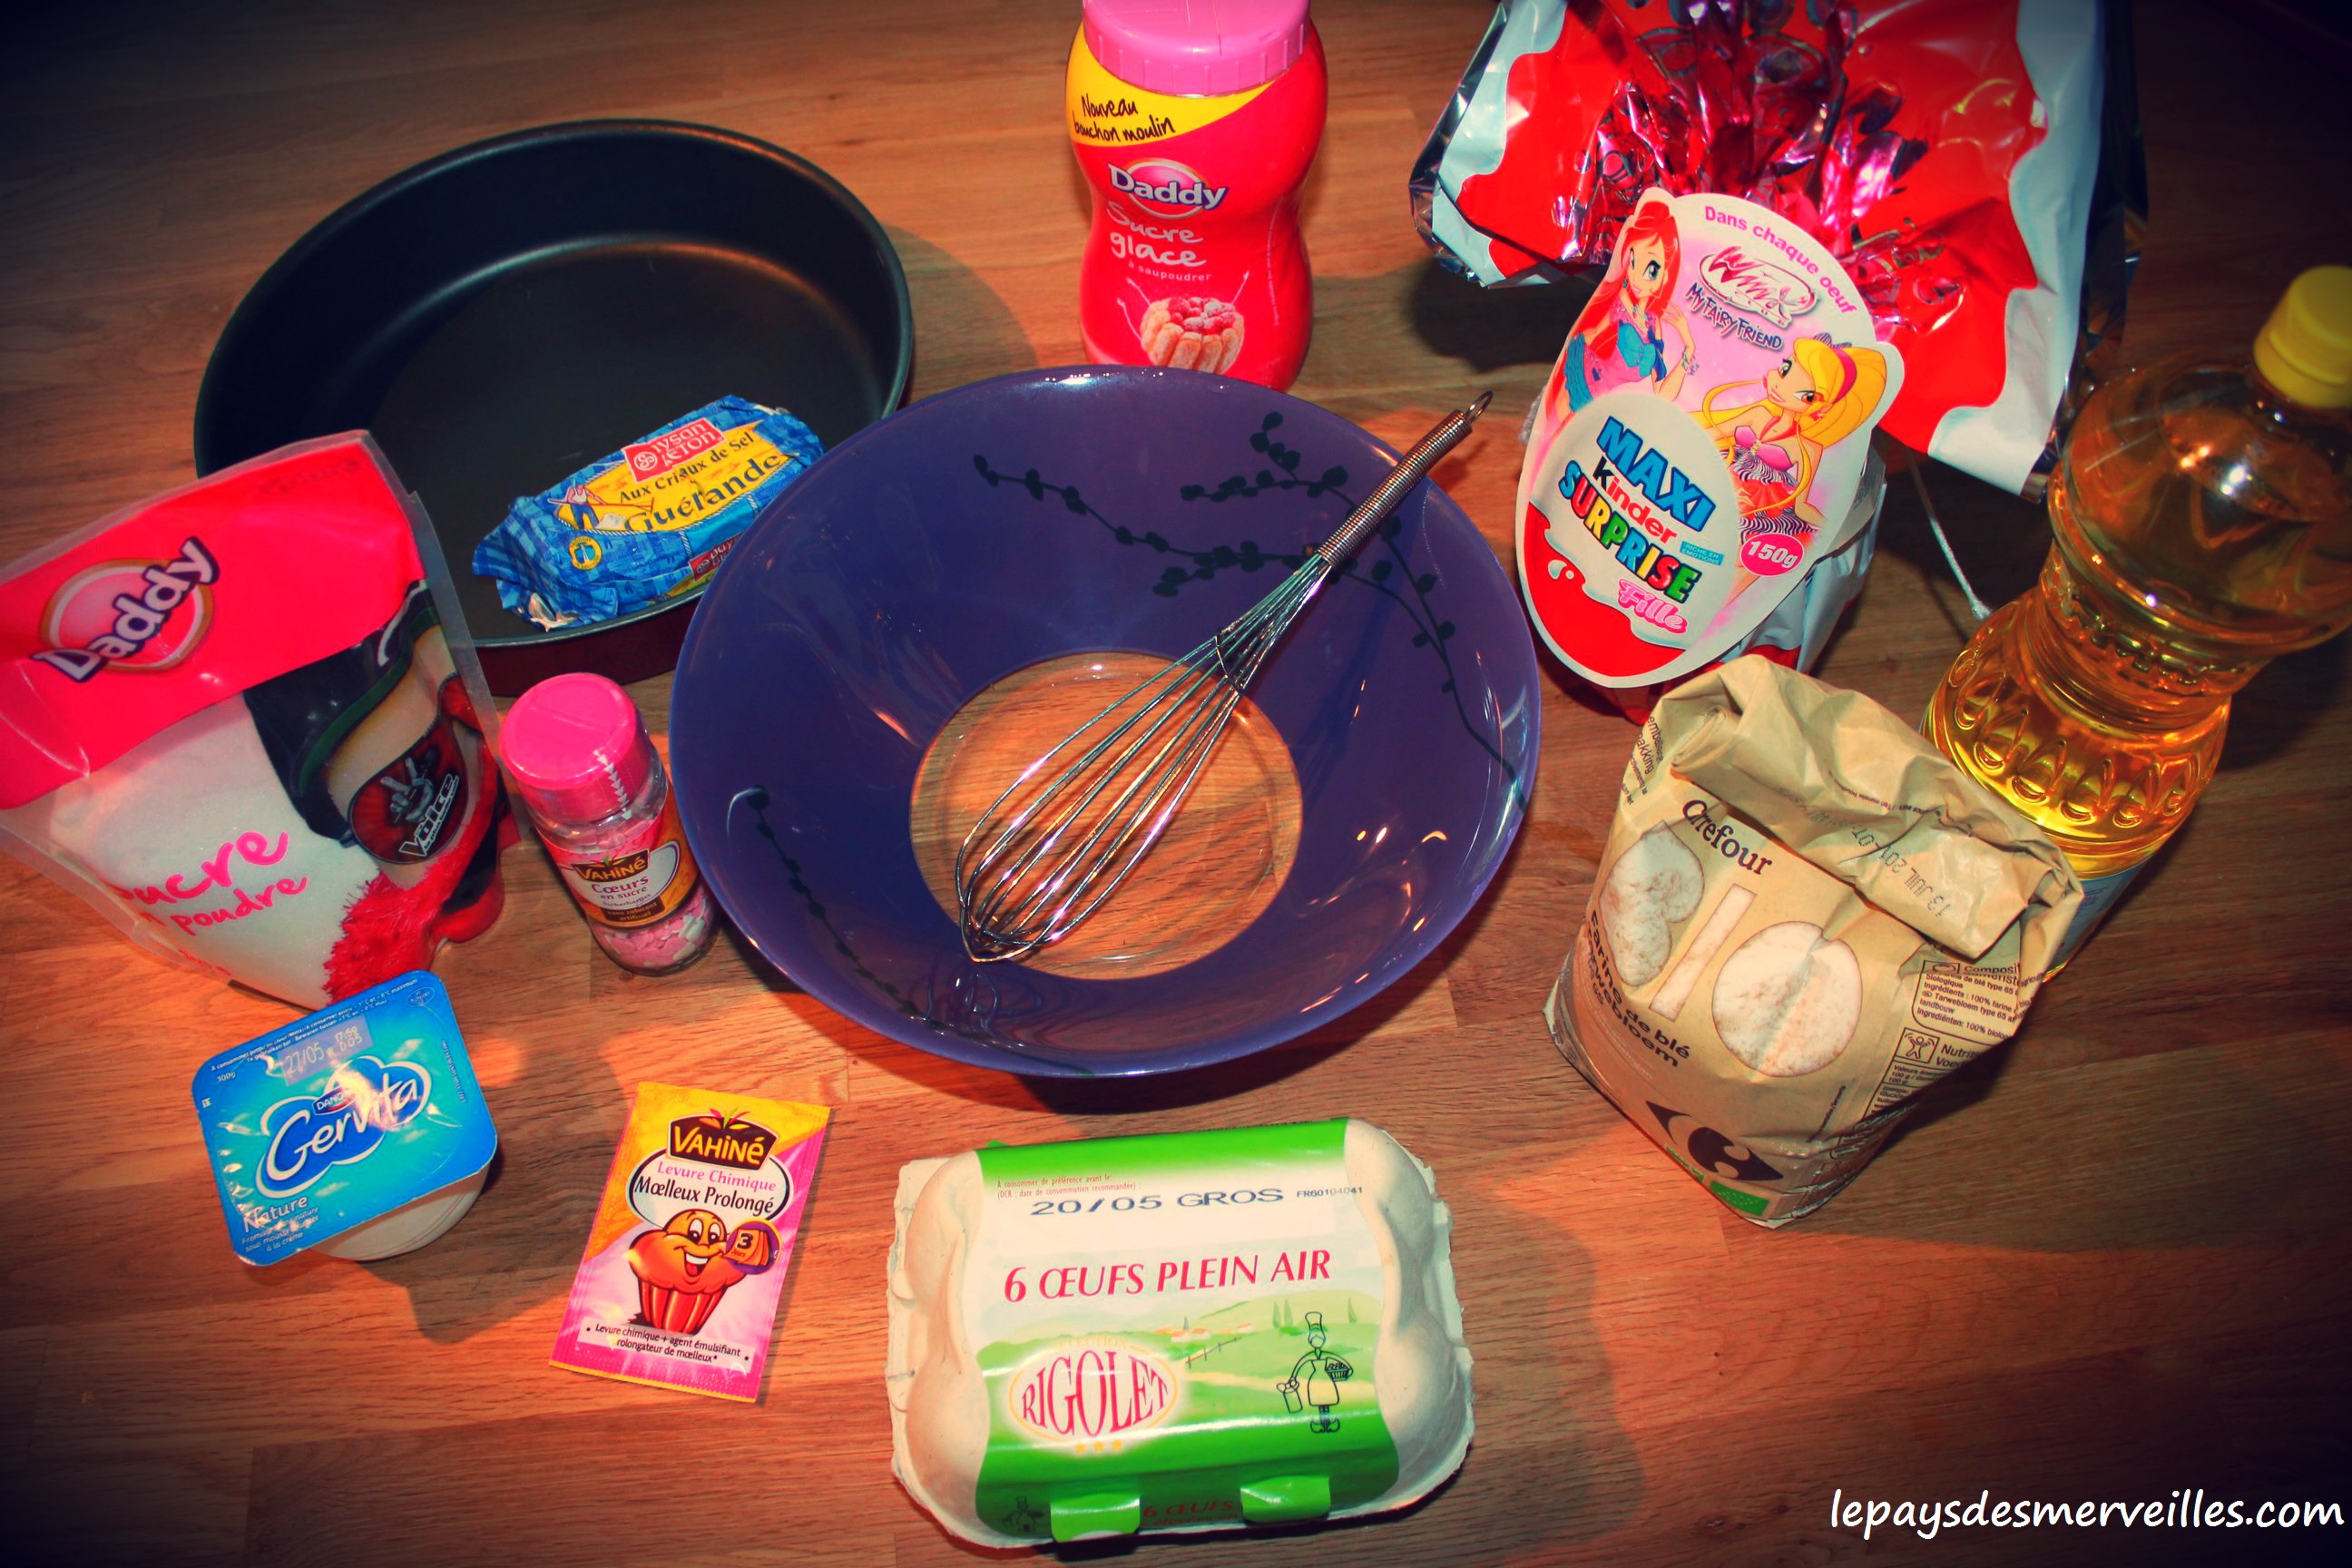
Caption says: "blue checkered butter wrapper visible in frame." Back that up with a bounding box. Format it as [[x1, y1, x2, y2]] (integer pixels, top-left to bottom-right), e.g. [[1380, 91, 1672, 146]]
[[192, 970, 497, 1266], [471, 397, 825, 629]]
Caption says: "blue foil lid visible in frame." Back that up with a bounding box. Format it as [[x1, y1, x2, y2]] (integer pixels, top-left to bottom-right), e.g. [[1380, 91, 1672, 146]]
[[192, 970, 497, 1265]]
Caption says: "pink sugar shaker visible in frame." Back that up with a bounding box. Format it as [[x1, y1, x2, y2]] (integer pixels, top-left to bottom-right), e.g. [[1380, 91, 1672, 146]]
[[503, 673, 718, 975]]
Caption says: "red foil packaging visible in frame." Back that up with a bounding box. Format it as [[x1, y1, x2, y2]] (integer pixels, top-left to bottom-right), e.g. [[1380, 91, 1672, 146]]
[[1412, 0, 2140, 717], [1416, 0, 2139, 495]]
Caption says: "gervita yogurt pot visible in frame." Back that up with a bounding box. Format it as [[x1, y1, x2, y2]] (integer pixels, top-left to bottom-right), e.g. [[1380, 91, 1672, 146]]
[[192, 969, 497, 1265]]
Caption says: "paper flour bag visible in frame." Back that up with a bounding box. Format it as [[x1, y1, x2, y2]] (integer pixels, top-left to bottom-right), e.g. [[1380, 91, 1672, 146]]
[[1545, 657, 2082, 1226], [0, 434, 510, 1007]]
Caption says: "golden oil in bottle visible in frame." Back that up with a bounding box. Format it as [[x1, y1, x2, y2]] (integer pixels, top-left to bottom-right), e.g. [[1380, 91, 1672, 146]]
[[1925, 267, 2352, 965]]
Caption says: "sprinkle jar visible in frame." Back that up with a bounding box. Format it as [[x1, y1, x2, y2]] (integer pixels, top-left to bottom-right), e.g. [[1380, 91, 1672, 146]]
[[503, 673, 717, 975]]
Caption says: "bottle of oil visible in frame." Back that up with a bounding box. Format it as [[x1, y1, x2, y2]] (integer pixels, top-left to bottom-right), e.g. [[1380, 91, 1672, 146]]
[[1925, 266, 2352, 967]]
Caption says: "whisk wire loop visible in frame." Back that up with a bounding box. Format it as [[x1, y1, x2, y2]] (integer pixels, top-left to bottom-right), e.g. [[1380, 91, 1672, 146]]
[[973, 657, 1233, 952], [955, 395, 1489, 963], [956, 562, 1328, 961], [955, 659, 1210, 946]]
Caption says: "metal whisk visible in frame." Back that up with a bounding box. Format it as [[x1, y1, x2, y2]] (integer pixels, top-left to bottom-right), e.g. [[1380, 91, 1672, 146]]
[[955, 392, 1493, 963]]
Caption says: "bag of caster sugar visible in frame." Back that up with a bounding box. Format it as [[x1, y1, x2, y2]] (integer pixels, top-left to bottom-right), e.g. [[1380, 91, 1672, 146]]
[[1545, 656, 2082, 1226], [0, 435, 509, 1008]]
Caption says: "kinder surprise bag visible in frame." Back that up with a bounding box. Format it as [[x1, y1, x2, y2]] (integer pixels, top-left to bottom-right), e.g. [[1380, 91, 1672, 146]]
[[1544, 658, 2082, 1226], [1415, 0, 2137, 495], [0, 436, 509, 1007]]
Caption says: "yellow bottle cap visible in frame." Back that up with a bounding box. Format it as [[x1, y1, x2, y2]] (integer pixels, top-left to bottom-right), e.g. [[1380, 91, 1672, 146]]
[[2253, 265, 2352, 409]]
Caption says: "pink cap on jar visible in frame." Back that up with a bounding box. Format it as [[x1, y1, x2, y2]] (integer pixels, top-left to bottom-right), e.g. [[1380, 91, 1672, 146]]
[[1083, 0, 1310, 96], [503, 672, 653, 823]]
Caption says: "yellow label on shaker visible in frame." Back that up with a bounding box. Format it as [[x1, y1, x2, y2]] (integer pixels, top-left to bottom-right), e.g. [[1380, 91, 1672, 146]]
[[551, 797, 702, 929], [1065, 30, 1269, 146]]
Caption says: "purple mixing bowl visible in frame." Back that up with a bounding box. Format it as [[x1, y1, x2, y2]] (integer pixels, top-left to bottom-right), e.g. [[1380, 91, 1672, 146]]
[[670, 367, 1538, 1075]]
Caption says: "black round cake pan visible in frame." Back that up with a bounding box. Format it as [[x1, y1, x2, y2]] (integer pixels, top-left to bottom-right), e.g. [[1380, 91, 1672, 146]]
[[194, 119, 914, 693]]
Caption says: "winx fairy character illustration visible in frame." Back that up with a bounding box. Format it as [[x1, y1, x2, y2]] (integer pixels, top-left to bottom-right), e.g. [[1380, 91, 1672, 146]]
[[1556, 200, 1695, 416], [1696, 335, 1890, 606]]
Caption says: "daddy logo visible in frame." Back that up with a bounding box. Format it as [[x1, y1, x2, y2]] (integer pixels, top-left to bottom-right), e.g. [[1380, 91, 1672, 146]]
[[257, 1056, 432, 1198], [1109, 160, 1228, 218], [1698, 246, 1817, 330], [34, 537, 218, 681], [1008, 1338, 1180, 1444]]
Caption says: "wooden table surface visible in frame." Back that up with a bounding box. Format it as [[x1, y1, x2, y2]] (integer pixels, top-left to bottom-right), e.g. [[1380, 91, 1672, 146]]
[[5, 3, 2348, 1563]]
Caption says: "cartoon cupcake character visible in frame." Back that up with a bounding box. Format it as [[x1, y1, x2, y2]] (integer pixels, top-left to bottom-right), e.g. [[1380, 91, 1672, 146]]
[[627, 1210, 775, 1336]]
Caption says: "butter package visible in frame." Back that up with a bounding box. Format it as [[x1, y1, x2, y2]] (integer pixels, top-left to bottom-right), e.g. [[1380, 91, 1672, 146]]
[[887, 1120, 1474, 1547], [192, 969, 497, 1265], [552, 1083, 828, 1401], [472, 397, 824, 630]]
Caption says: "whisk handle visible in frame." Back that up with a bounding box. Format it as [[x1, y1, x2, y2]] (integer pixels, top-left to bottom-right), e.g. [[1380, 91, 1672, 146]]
[[1314, 390, 1493, 565]]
